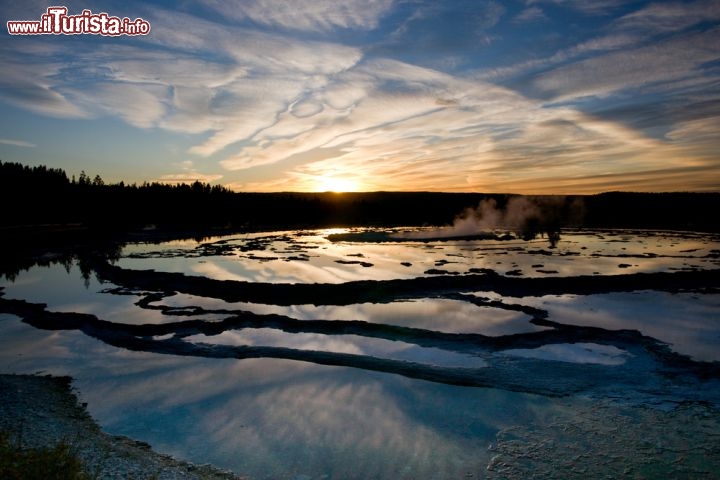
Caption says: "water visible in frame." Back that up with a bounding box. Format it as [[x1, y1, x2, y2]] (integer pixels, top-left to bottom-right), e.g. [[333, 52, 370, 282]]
[[1, 227, 720, 478]]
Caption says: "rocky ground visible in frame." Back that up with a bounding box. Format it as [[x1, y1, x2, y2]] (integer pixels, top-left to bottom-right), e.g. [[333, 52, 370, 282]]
[[0, 374, 244, 479]]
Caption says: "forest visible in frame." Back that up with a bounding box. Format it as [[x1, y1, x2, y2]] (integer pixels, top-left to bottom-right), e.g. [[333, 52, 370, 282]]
[[2, 160, 720, 238]]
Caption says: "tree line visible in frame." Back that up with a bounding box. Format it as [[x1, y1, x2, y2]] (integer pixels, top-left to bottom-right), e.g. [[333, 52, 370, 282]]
[[2, 160, 719, 235]]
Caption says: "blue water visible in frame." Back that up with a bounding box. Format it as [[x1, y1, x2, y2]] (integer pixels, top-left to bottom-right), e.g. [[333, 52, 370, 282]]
[[1, 228, 719, 478]]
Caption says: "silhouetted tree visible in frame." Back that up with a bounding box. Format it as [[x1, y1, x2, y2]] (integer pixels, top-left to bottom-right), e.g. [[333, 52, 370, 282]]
[[2, 160, 720, 234]]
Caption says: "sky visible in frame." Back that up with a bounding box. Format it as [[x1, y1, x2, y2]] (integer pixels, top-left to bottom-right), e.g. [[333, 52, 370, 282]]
[[1, 0, 719, 193]]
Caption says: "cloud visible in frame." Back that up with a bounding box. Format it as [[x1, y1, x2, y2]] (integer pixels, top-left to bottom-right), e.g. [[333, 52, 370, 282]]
[[372, 1, 505, 64], [525, 0, 627, 15], [218, 59, 456, 171], [197, 0, 395, 32], [502, 0, 720, 88], [0, 138, 36, 148], [530, 29, 720, 102], [108, 52, 247, 90], [212, 54, 704, 193], [141, 7, 365, 75], [155, 160, 223, 185], [666, 116, 720, 159], [513, 7, 547, 23], [615, 0, 720, 34], [130, 7, 364, 157], [500, 164, 720, 193], [0, 6, 364, 159], [156, 172, 224, 184], [69, 82, 169, 129], [0, 1, 718, 193], [474, 32, 640, 82], [186, 77, 311, 157], [0, 56, 89, 119]]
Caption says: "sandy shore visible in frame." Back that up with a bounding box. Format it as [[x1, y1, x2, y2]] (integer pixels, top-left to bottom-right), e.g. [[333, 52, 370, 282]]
[[0, 374, 243, 480]]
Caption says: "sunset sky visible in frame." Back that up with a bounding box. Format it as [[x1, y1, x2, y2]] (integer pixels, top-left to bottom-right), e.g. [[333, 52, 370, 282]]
[[1, 0, 719, 193]]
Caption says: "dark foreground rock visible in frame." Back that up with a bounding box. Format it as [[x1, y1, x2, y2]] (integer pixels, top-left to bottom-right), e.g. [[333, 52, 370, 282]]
[[0, 374, 243, 480]]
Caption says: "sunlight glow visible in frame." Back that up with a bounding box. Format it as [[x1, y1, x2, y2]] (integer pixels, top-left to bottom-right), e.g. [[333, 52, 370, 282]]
[[314, 176, 361, 192]]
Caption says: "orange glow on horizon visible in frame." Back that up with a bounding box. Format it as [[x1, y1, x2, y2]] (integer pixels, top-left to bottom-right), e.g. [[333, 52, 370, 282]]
[[313, 175, 362, 193]]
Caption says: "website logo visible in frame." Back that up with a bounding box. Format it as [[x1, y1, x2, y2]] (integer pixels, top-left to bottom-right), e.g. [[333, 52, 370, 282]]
[[7, 6, 151, 36]]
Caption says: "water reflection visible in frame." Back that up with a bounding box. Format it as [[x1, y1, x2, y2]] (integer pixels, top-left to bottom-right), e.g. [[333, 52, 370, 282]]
[[499, 342, 631, 365], [0, 315, 531, 477], [73, 354, 552, 479], [185, 329, 489, 368], [148, 295, 541, 336], [116, 228, 720, 284], [1, 227, 719, 478], [523, 291, 720, 362]]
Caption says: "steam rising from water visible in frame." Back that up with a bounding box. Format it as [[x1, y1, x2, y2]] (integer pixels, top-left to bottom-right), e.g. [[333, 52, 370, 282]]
[[393, 196, 581, 245]]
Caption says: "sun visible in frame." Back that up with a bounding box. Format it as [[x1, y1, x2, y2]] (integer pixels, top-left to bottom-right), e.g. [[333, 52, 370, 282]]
[[315, 176, 360, 192]]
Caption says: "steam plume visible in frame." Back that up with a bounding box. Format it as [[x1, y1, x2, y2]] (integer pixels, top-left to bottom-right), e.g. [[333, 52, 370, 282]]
[[394, 195, 584, 247]]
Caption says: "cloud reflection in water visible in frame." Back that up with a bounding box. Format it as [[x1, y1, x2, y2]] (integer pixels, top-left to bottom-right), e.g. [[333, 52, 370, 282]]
[[1, 228, 719, 478]]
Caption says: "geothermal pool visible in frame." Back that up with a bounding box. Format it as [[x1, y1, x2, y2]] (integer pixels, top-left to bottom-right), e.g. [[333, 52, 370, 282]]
[[1, 227, 719, 478]]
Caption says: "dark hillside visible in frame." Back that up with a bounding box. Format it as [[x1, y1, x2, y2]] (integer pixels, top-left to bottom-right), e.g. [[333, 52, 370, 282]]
[[2, 162, 719, 235]]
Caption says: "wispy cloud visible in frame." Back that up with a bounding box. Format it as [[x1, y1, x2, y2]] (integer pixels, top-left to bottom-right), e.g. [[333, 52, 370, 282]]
[[525, 0, 627, 15], [0, 54, 89, 119], [0, 138, 36, 148], [530, 30, 720, 102], [197, 0, 394, 32], [1, 6, 363, 159], [155, 160, 223, 185], [156, 172, 224, 184], [474, 31, 640, 82], [513, 7, 547, 23], [214, 53, 704, 193], [0, 1, 717, 192], [666, 116, 720, 159], [140, 7, 364, 157], [72, 82, 169, 129], [616, 0, 720, 34]]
